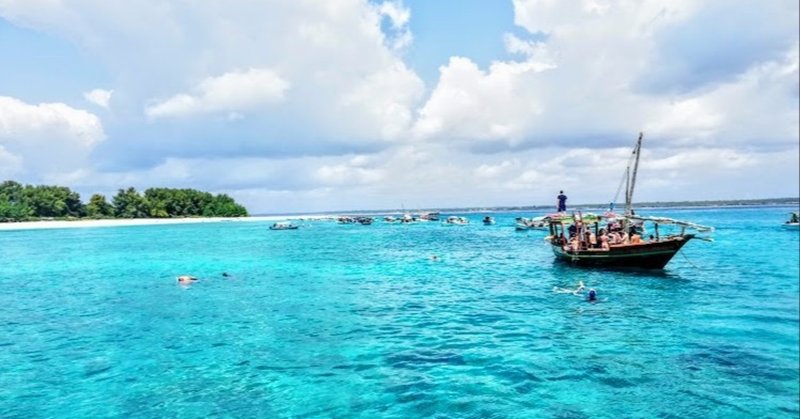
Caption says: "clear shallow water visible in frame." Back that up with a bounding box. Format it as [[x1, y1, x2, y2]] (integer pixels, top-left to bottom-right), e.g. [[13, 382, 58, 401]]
[[0, 207, 798, 418]]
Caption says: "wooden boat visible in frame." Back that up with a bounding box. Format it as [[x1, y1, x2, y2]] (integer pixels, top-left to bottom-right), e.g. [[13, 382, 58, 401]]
[[544, 133, 713, 269], [548, 216, 706, 269]]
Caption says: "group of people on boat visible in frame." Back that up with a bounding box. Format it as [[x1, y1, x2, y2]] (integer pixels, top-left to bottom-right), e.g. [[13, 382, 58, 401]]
[[557, 221, 649, 253]]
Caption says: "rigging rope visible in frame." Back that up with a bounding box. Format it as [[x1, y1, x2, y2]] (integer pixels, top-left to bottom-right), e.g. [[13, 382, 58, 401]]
[[679, 249, 703, 270], [610, 148, 637, 210]]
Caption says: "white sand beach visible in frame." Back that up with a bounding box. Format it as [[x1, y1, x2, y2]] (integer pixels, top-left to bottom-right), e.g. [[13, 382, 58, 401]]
[[0, 215, 332, 231]]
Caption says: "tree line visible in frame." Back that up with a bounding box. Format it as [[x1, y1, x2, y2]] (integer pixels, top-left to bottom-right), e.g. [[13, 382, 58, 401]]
[[0, 181, 248, 222]]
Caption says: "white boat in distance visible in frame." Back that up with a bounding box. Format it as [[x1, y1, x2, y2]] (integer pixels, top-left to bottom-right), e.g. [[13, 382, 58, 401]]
[[783, 212, 799, 228], [515, 216, 547, 231], [269, 221, 299, 230], [444, 216, 469, 225]]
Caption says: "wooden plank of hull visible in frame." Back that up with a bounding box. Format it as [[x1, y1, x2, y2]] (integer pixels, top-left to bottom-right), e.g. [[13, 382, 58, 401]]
[[550, 235, 694, 269]]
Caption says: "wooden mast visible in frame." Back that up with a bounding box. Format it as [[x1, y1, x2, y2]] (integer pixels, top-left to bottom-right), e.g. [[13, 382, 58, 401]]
[[625, 132, 643, 216]]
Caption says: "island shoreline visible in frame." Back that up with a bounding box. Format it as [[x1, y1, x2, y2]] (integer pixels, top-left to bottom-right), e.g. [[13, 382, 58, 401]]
[[0, 215, 328, 231]]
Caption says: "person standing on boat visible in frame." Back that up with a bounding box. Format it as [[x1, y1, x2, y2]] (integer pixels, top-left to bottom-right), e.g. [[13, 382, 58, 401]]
[[557, 191, 567, 212]]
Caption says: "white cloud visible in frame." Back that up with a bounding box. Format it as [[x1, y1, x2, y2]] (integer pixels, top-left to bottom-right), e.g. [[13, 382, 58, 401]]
[[475, 160, 517, 179], [340, 62, 423, 140], [0, 0, 422, 153], [0, 0, 796, 212], [83, 88, 113, 109], [376, 0, 413, 50], [0, 145, 23, 178], [413, 56, 549, 143], [646, 45, 799, 146], [146, 68, 289, 119], [413, 0, 798, 153], [313, 164, 385, 186], [0, 96, 105, 175]]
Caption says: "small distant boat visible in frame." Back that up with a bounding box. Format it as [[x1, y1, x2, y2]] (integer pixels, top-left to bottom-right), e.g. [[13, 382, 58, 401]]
[[515, 216, 547, 231], [444, 216, 469, 225], [401, 213, 416, 223], [420, 212, 440, 221], [783, 212, 799, 228], [384, 216, 397, 223], [269, 221, 298, 230], [483, 216, 495, 225], [358, 217, 373, 225]]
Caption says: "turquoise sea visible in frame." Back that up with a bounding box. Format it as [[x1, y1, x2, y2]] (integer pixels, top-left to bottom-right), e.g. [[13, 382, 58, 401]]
[[1, 206, 798, 418]]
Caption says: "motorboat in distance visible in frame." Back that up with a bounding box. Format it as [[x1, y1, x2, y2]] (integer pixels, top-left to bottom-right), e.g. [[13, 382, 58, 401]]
[[270, 221, 299, 230], [783, 212, 799, 228]]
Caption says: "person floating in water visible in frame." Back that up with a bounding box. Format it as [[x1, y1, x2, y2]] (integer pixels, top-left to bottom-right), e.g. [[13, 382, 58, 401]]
[[177, 275, 198, 284], [553, 280, 585, 295], [557, 190, 567, 212]]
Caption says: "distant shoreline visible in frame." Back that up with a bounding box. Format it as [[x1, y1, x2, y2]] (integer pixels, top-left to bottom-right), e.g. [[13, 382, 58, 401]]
[[256, 198, 800, 217], [0, 215, 330, 232], [2, 199, 797, 231]]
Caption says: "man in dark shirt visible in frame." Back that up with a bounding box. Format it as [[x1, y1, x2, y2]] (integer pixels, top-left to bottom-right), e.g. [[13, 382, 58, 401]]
[[557, 190, 567, 212]]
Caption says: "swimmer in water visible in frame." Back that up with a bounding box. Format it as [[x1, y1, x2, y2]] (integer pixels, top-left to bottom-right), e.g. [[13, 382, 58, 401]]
[[177, 275, 198, 284], [587, 288, 597, 302], [431, 255, 439, 261]]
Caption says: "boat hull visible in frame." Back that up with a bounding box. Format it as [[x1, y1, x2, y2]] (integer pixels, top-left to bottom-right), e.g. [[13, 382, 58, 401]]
[[550, 235, 694, 269]]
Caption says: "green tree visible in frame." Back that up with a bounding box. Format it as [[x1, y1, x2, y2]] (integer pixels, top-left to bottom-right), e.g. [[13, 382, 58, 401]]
[[205, 194, 248, 217], [1, 180, 248, 222], [85, 194, 114, 218], [21, 185, 84, 218], [112, 187, 149, 218], [0, 180, 33, 221]]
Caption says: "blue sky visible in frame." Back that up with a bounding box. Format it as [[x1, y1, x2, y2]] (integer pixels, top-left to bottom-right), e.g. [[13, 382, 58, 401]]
[[0, 0, 798, 213]]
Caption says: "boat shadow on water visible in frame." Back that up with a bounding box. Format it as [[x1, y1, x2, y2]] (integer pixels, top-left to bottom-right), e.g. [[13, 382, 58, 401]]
[[550, 259, 690, 282]]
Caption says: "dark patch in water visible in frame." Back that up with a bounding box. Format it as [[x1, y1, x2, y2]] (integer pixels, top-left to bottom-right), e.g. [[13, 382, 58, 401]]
[[84, 365, 112, 378], [680, 345, 792, 381], [598, 376, 636, 388], [494, 365, 543, 384], [385, 350, 467, 369], [385, 380, 436, 404]]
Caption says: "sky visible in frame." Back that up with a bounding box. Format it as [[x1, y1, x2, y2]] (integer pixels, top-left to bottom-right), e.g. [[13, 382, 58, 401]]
[[0, 0, 798, 214]]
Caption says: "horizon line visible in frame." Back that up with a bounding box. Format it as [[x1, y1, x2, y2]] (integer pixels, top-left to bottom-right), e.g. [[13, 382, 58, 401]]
[[254, 197, 800, 217]]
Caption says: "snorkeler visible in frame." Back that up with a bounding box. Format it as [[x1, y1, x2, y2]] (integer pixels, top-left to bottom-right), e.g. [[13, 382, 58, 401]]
[[587, 289, 597, 302]]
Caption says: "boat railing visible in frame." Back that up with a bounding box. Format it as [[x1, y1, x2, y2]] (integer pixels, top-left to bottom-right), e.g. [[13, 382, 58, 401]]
[[625, 215, 715, 233]]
